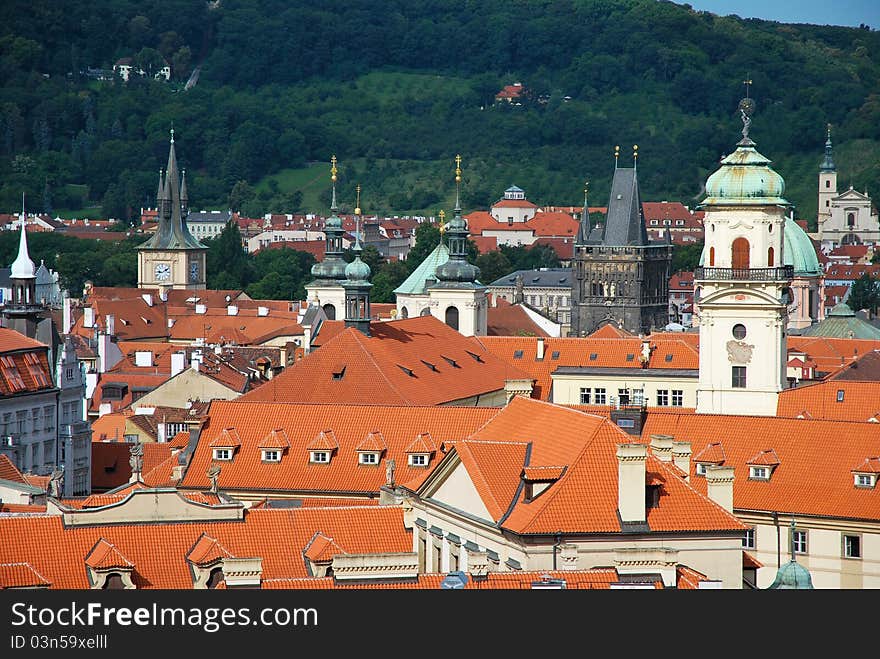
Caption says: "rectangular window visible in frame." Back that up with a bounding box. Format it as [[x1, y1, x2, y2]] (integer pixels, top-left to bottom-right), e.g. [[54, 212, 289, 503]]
[[843, 534, 861, 559], [749, 466, 770, 480], [212, 448, 233, 461], [66, 367, 75, 381], [31, 408, 40, 432], [359, 452, 379, 465], [23, 353, 50, 388], [310, 451, 329, 464], [579, 388, 591, 405], [617, 418, 635, 428], [732, 366, 747, 388], [594, 388, 606, 405], [743, 528, 756, 549], [854, 473, 876, 488], [261, 449, 281, 463], [656, 390, 669, 406], [631, 388, 644, 405], [617, 389, 630, 406], [671, 390, 684, 407], [791, 529, 808, 555], [1, 356, 26, 392], [695, 463, 708, 476], [409, 454, 428, 467], [837, 389, 845, 402], [44, 406, 55, 430]]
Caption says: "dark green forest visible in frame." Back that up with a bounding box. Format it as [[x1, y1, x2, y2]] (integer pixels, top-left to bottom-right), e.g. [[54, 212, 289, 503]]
[[2, 0, 879, 227]]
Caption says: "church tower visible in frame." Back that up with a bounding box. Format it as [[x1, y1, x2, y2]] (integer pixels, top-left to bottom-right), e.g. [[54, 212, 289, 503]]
[[305, 156, 347, 319], [137, 129, 207, 290], [342, 185, 372, 336], [695, 92, 792, 416], [817, 124, 837, 234], [427, 155, 487, 337], [570, 146, 672, 336], [4, 204, 42, 339]]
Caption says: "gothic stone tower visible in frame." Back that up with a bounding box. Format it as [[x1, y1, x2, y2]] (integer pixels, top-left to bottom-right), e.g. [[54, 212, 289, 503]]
[[570, 147, 672, 336], [137, 129, 207, 290], [695, 96, 791, 416]]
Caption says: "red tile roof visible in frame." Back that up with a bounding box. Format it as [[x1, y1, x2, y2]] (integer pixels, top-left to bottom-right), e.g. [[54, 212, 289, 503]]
[[778, 381, 880, 422], [493, 198, 538, 209], [84, 538, 134, 569], [90, 442, 132, 491], [241, 315, 530, 406], [0, 505, 411, 588], [0, 455, 27, 485], [0, 328, 46, 353], [487, 299, 551, 337], [0, 563, 50, 588], [186, 533, 234, 566], [640, 410, 880, 521], [179, 402, 497, 495]]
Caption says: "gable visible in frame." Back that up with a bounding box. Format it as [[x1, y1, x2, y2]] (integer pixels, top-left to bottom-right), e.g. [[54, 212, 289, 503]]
[[426, 461, 494, 523]]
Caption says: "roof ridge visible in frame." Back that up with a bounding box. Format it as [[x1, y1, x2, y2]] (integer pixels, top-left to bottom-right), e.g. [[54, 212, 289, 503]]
[[344, 328, 412, 404]]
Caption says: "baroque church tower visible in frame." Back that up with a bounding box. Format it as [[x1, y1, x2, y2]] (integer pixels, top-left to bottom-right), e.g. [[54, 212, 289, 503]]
[[570, 146, 672, 336], [342, 185, 372, 336], [426, 155, 487, 337], [305, 156, 347, 319], [695, 94, 791, 416], [137, 129, 207, 290], [817, 124, 837, 230]]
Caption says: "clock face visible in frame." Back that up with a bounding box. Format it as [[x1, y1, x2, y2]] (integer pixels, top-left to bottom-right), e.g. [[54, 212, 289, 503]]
[[189, 261, 200, 281], [154, 263, 171, 281]]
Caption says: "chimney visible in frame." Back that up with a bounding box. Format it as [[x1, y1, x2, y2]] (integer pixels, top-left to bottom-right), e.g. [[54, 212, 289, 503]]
[[649, 434, 673, 462], [672, 441, 692, 481], [62, 295, 73, 334], [536, 336, 545, 360], [190, 350, 202, 372], [83, 307, 95, 329], [227, 305, 239, 316], [105, 314, 115, 337], [141, 293, 153, 307], [195, 303, 206, 314], [705, 465, 735, 513], [170, 351, 186, 377], [257, 306, 269, 316], [616, 443, 647, 524]]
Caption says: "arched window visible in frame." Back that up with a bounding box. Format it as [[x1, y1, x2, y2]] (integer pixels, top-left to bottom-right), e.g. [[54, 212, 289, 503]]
[[445, 306, 459, 330], [322, 303, 336, 320], [826, 180, 831, 188], [420, 307, 431, 317], [400, 306, 409, 319], [732, 238, 750, 270], [848, 212, 856, 228], [767, 246, 774, 267], [103, 573, 125, 590], [709, 246, 715, 267], [207, 568, 224, 589]]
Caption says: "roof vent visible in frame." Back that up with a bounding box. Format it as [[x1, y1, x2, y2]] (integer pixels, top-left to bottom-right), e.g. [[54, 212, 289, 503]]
[[589, 353, 598, 360], [440, 571, 469, 589]]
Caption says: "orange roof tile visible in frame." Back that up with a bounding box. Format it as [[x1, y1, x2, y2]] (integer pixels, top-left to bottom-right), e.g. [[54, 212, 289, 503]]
[[747, 449, 780, 466], [84, 539, 134, 569], [210, 428, 242, 448], [90, 442, 132, 492], [242, 315, 530, 406], [0, 505, 411, 588], [0, 455, 27, 485], [523, 465, 566, 481], [487, 299, 551, 337], [0, 562, 50, 588], [186, 533, 234, 565], [0, 327, 47, 352], [179, 402, 497, 495], [356, 431, 387, 452], [693, 442, 726, 464], [852, 457, 880, 473], [640, 411, 880, 521], [91, 412, 129, 443], [742, 550, 763, 570], [258, 429, 290, 449], [406, 433, 436, 454], [303, 532, 346, 563]]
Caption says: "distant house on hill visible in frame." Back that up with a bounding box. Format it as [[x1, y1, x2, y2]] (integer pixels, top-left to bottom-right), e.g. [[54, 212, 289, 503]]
[[495, 82, 525, 104]]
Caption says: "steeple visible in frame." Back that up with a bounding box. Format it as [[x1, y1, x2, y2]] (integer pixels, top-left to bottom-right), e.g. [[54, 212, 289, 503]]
[[576, 181, 590, 245], [343, 183, 372, 336], [309, 155, 347, 282], [602, 147, 649, 247], [4, 195, 43, 337], [820, 123, 836, 172], [138, 129, 205, 251], [180, 168, 188, 218], [435, 155, 480, 285], [11, 197, 35, 281]]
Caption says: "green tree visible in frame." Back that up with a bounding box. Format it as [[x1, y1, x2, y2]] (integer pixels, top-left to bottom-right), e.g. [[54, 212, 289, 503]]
[[404, 222, 441, 272], [228, 180, 254, 213], [205, 220, 252, 289], [371, 259, 410, 303], [847, 273, 879, 316], [672, 242, 704, 273], [475, 249, 512, 285]]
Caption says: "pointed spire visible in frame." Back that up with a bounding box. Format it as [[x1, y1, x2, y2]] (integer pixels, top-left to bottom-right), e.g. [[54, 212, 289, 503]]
[[353, 183, 362, 250], [820, 123, 836, 172], [614, 145, 620, 169], [156, 169, 165, 215], [180, 169, 188, 218], [576, 181, 590, 244], [11, 194, 35, 279], [454, 153, 462, 213], [330, 154, 339, 212], [633, 144, 639, 171]]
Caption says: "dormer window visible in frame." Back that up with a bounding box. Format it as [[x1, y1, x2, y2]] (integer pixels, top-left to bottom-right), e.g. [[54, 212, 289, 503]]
[[213, 448, 233, 461], [310, 451, 330, 464], [854, 473, 876, 488], [358, 451, 380, 465], [749, 466, 770, 480], [408, 453, 429, 467], [261, 449, 281, 463], [695, 463, 709, 476]]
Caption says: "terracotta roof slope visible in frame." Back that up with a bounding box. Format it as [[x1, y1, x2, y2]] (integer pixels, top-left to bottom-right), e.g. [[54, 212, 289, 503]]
[[0, 562, 51, 589], [84, 539, 134, 569]]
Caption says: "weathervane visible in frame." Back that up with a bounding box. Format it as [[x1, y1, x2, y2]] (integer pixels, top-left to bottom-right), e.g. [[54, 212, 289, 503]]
[[737, 75, 756, 143]]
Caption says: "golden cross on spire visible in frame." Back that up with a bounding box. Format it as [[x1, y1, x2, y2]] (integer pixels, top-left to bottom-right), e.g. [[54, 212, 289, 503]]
[[355, 184, 361, 215], [743, 74, 752, 98], [455, 154, 462, 183], [330, 155, 337, 182], [438, 209, 447, 233]]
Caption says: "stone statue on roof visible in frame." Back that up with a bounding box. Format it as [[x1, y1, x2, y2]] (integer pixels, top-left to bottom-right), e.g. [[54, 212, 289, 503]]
[[48, 466, 64, 498], [129, 442, 143, 475], [385, 458, 396, 488], [207, 464, 221, 493]]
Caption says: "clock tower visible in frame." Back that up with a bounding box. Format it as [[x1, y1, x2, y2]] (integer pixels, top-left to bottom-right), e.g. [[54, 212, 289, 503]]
[[137, 129, 208, 290]]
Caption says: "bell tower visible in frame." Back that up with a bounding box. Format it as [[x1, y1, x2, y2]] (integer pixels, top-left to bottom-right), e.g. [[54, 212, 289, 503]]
[[695, 89, 792, 416], [817, 123, 837, 236]]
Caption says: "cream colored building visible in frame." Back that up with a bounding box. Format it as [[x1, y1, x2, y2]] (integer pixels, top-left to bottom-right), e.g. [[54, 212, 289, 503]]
[[550, 368, 698, 409]]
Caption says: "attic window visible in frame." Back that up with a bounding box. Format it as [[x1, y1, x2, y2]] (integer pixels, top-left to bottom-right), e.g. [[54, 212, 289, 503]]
[[141, 317, 152, 325], [665, 354, 673, 362], [558, 278, 567, 284], [532, 277, 540, 283], [332, 366, 346, 380], [589, 353, 598, 361], [310, 451, 330, 464], [408, 453, 429, 467], [466, 350, 484, 363], [261, 449, 281, 463], [358, 452, 380, 465], [551, 351, 560, 360], [513, 350, 524, 359], [626, 354, 634, 362], [213, 448, 233, 461], [749, 466, 770, 480], [695, 463, 708, 476], [421, 359, 438, 372], [441, 355, 460, 368], [837, 390, 845, 402], [854, 473, 876, 488], [397, 364, 415, 377]]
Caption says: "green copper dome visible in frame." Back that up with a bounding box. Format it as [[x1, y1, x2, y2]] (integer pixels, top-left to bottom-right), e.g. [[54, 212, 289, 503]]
[[768, 560, 814, 589], [345, 255, 371, 282], [783, 217, 821, 277], [324, 213, 343, 230], [702, 145, 789, 207], [311, 258, 347, 280]]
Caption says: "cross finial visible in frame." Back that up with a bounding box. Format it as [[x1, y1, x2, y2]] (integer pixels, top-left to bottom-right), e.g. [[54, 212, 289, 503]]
[[355, 183, 361, 216], [614, 145, 620, 168], [633, 144, 639, 168], [743, 74, 752, 98], [331, 154, 337, 182], [170, 126, 174, 143], [455, 154, 462, 181], [438, 209, 447, 233], [827, 123, 832, 140]]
